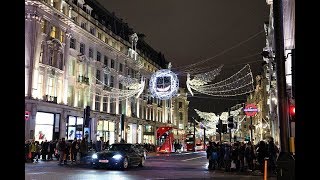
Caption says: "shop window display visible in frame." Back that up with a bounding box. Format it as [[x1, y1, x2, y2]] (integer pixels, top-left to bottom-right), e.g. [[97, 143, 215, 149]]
[[35, 112, 55, 142]]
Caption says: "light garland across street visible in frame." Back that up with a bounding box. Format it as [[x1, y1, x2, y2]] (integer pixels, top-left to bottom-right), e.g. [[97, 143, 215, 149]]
[[187, 64, 254, 97]]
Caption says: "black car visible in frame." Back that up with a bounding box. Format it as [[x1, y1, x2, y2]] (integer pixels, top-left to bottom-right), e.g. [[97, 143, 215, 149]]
[[91, 143, 145, 170], [133, 144, 147, 160]]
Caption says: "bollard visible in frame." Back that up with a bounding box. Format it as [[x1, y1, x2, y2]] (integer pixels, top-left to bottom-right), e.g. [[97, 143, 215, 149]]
[[264, 157, 269, 180]]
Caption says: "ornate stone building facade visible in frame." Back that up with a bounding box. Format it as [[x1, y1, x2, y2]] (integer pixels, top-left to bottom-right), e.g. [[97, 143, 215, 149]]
[[25, 0, 189, 146]]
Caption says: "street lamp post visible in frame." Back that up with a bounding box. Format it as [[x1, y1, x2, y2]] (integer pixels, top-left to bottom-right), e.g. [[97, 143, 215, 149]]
[[192, 117, 196, 152], [273, 0, 295, 179]]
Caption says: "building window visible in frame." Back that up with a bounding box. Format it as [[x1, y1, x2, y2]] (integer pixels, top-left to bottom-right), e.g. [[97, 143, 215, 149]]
[[95, 94, 100, 111], [119, 63, 123, 72], [89, 48, 93, 58], [110, 76, 114, 87], [104, 74, 108, 86], [111, 59, 115, 69], [90, 26, 95, 35], [179, 102, 183, 108], [103, 97, 108, 112], [66, 116, 83, 140], [179, 112, 183, 120], [110, 102, 114, 114], [46, 77, 55, 97], [81, 22, 87, 30], [41, 19, 47, 33], [37, 74, 44, 99], [96, 70, 100, 84], [98, 32, 102, 40], [48, 49, 53, 66], [50, 26, 57, 39], [70, 38, 76, 49], [104, 56, 108, 67], [60, 31, 65, 43], [97, 51, 101, 62], [80, 43, 85, 54]]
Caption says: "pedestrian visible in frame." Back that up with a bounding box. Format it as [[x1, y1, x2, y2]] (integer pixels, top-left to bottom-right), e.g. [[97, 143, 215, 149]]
[[206, 141, 218, 170], [70, 138, 78, 163], [57, 138, 67, 165]]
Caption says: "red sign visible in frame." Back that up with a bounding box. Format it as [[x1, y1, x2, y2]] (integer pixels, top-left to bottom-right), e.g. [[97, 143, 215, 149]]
[[244, 104, 258, 117], [25, 111, 30, 121]]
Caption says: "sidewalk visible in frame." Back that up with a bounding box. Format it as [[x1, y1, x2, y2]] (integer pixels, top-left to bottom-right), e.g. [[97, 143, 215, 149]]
[[147, 150, 199, 157]]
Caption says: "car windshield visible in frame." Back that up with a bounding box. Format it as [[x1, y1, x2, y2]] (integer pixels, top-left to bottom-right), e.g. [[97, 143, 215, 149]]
[[108, 144, 131, 152]]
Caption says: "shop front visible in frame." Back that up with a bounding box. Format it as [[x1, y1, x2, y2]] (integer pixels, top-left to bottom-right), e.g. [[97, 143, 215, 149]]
[[126, 123, 138, 144], [143, 124, 155, 144], [97, 120, 115, 144], [34, 111, 60, 143], [66, 116, 84, 141]]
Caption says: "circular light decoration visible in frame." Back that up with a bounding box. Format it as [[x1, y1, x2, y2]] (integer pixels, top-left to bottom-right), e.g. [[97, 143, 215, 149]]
[[149, 69, 179, 100]]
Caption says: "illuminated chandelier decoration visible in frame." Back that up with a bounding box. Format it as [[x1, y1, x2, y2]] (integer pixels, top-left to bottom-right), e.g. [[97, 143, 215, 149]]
[[149, 63, 179, 100], [187, 64, 254, 97]]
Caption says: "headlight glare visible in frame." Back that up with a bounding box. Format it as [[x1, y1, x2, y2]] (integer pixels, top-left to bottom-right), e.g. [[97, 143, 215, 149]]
[[112, 154, 123, 160], [92, 154, 98, 159]]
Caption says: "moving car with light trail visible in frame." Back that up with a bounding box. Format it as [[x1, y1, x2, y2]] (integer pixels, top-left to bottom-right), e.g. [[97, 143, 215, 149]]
[[91, 143, 145, 170]]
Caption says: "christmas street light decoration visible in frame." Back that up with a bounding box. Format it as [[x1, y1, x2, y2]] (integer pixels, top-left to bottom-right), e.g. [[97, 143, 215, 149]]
[[149, 65, 179, 100], [91, 75, 145, 102], [187, 64, 254, 97]]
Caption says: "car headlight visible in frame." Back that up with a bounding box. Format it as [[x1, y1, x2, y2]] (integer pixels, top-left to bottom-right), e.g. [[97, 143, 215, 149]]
[[92, 154, 98, 159], [112, 154, 123, 160]]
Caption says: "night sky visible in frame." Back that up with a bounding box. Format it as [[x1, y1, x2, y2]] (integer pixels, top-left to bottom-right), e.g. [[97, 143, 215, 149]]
[[96, 0, 270, 117]]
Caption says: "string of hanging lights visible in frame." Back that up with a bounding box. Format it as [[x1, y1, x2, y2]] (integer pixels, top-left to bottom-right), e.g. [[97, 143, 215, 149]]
[[187, 64, 254, 97]]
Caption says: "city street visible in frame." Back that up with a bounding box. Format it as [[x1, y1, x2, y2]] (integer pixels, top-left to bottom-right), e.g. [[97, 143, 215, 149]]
[[25, 151, 276, 180]]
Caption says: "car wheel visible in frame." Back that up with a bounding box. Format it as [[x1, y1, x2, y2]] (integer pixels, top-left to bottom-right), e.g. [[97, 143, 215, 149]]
[[121, 157, 129, 169], [139, 157, 145, 167]]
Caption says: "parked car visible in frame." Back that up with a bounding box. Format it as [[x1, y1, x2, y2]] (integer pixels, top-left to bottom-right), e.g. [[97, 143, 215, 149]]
[[91, 143, 145, 170]]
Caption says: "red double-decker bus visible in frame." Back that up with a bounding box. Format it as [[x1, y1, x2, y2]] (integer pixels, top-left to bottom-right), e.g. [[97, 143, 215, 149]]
[[185, 133, 207, 151], [156, 127, 174, 153]]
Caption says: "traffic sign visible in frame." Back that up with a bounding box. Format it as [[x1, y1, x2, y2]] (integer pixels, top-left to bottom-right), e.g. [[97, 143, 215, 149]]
[[25, 111, 30, 121], [244, 104, 258, 117]]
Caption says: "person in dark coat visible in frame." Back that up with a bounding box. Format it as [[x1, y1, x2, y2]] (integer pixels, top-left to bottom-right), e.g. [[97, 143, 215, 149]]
[[256, 140, 268, 172], [206, 141, 218, 170]]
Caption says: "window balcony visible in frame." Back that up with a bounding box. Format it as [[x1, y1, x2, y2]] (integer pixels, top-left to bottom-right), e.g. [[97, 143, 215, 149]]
[[78, 75, 89, 85], [44, 95, 57, 104]]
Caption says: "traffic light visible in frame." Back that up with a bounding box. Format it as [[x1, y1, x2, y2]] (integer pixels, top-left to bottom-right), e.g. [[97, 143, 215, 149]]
[[227, 116, 234, 129], [289, 104, 295, 121], [84, 106, 91, 127], [222, 124, 227, 133]]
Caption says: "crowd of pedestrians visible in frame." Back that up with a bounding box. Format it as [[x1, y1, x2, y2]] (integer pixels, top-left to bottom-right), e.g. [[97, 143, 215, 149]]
[[206, 137, 279, 175], [25, 137, 157, 165]]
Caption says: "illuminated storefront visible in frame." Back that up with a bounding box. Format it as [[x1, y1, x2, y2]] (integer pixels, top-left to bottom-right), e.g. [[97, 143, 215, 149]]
[[143, 125, 155, 144], [34, 112, 60, 143], [126, 123, 138, 144], [97, 120, 115, 144], [66, 116, 84, 140]]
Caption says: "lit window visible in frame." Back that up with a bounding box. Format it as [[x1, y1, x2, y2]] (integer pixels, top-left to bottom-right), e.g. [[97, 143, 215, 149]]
[[50, 26, 56, 38]]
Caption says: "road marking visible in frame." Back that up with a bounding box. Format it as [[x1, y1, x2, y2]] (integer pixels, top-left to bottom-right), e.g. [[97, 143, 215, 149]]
[[182, 156, 206, 161]]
